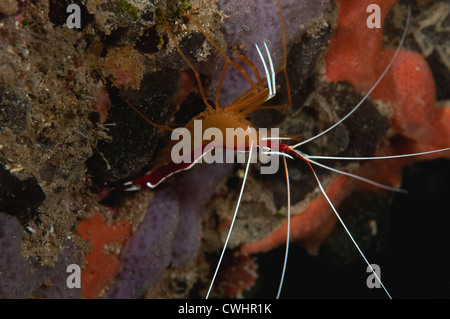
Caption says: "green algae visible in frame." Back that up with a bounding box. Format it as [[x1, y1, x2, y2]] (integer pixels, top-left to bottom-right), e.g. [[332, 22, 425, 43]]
[[106, 0, 140, 21]]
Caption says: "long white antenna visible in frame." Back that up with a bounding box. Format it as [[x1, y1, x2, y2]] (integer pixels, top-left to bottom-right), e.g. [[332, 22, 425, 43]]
[[305, 161, 392, 299], [292, 5, 412, 149], [205, 141, 254, 299], [303, 148, 450, 161], [291, 150, 407, 193], [276, 156, 291, 299]]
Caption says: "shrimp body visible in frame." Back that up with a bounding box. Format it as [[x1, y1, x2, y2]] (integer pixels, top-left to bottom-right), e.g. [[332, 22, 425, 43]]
[[122, 7, 281, 191], [122, 107, 260, 191], [122, 106, 307, 192]]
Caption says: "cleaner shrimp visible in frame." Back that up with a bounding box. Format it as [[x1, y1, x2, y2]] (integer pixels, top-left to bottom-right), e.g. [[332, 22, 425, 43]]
[[121, 0, 450, 298]]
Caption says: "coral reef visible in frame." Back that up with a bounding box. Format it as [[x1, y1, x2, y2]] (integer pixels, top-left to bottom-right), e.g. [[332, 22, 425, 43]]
[[0, 213, 81, 298], [104, 188, 179, 298], [239, 0, 450, 297], [209, 0, 332, 107], [0, 0, 448, 299], [0, 0, 103, 269], [0, 0, 19, 16], [76, 212, 131, 299], [104, 46, 145, 90], [105, 163, 232, 298], [242, 0, 450, 252]]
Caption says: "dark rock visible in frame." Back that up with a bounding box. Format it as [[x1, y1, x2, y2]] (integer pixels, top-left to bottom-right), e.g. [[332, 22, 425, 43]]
[[0, 165, 45, 225], [87, 68, 180, 184]]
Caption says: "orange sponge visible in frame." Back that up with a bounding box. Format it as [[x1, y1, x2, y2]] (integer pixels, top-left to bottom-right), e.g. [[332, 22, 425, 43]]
[[241, 0, 449, 257], [76, 212, 131, 299]]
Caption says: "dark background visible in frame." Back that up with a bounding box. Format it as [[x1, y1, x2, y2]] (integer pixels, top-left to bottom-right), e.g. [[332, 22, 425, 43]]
[[251, 158, 450, 299]]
